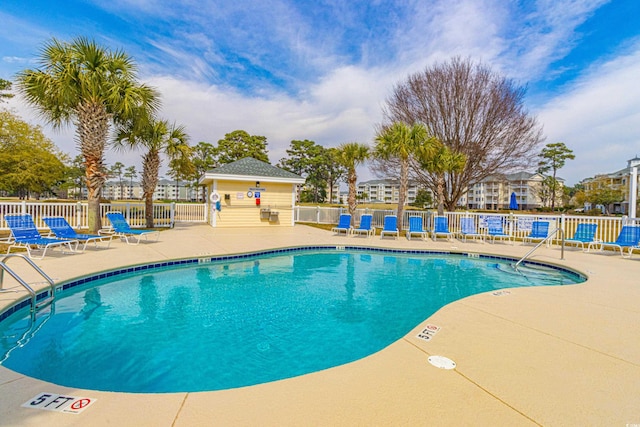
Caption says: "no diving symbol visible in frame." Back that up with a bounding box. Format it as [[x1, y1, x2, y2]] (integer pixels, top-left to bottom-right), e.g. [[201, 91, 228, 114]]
[[22, 393, 96, 414], [416, 324, 441, 342], [71, 398, 91, 410]]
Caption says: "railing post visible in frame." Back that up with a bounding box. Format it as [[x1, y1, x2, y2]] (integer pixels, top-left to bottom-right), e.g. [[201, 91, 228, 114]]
[[170, 202, 175, 228], [21, 200, 26, 214], [76, 202, 82, 228]]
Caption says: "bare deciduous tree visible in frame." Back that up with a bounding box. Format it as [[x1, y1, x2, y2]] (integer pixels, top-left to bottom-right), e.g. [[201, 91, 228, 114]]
[[381, 56, 544, 211]]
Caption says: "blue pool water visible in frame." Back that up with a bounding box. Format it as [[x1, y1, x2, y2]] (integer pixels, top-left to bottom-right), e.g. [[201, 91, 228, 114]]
[[0, 248, 584, 393]]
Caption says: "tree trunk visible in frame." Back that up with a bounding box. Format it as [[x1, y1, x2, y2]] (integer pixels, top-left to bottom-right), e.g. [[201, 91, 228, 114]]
[[145, 192, 154, 228], [348, 170, 357, 224], [397, 159, 408, 229], [437, 174, 445, 216], [551, 170, 557, 211], [77, 102, 110, 234], [88, 197, 101, 233], [142, 149, 160, 228], [328, 178, 335, 204]]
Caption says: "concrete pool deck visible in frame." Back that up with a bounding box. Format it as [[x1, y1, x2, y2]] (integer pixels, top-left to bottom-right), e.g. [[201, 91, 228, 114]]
[[0, 223, 639, 426]]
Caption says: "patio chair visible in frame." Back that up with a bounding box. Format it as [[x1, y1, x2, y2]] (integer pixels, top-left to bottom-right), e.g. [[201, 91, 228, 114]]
[[457, 217, 484, 243], [4, 214, 78, 259], [432, 216, 453, 241], [380, 215, 399, 239], [406, 216, 427, 240], [564, 223, 598, 252], [351, 214, 374, 237], [598, 225, 640, 258], [105, 212, 160, 245], [331, 213, 352, 236], [486, 217, 513, 244], [43, 216, 113, 251], [522, 221, 550, 245]]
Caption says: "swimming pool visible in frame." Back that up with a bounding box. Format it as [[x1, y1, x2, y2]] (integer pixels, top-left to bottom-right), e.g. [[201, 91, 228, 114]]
[[0, 247, 584, 393]]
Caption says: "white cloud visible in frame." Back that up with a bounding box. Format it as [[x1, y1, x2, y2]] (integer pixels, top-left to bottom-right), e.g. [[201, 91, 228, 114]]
[[3, 0, 638, 188], [492, 0, 608, 80], [2, 56, 30, 64], [536, 41, 640, 183], [149, 64, 390, 165]]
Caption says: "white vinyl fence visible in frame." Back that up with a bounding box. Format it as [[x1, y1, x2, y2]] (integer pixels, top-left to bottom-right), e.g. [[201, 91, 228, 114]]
[[294, 205, 636, 243], [0, 201, 634, 244], [0, 201, 208, 230]]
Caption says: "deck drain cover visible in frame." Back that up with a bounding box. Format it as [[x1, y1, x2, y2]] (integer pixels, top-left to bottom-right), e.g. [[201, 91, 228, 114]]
[[428, 355, 456, 370]]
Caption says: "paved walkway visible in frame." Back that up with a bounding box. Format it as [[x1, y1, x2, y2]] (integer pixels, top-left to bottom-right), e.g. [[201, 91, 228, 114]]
[[1, 224, 639, 426]]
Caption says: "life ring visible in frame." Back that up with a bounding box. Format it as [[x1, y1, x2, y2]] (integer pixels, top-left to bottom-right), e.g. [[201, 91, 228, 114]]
[[210, 191, 220, 203]]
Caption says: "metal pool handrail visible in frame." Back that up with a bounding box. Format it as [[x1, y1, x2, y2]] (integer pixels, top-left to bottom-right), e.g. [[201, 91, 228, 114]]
[[0, 253, 56, 315], [514, 228, 565, 269]]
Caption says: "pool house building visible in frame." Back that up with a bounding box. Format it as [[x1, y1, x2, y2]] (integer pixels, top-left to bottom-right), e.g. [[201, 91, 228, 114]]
[[199, 157, 305, 228]]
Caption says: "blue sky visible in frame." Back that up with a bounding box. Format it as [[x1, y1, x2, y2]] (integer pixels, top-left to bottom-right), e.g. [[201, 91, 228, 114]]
[[1, 0, 640, 186]]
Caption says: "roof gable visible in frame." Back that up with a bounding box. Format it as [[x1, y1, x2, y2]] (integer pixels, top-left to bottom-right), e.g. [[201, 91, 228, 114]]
[[200, 157, 304, 184]]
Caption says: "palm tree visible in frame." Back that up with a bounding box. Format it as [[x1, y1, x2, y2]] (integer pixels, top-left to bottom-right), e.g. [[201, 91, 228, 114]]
[[417, 142, 467, 215], [336, 142, 369, 221], [0, 78, 13, 103], [16, 37, 158, 233], [374, 122, 436, 228], [123, 166, 137, 199], [117, 117, 189, 227], [109, 161, 125, 199]]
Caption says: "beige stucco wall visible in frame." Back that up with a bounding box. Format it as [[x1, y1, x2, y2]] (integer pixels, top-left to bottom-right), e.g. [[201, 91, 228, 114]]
[[208, 180, 296, 227]]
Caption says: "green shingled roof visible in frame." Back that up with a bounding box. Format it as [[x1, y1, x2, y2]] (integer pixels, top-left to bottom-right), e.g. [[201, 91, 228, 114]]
[[207, 157, 303, 180]]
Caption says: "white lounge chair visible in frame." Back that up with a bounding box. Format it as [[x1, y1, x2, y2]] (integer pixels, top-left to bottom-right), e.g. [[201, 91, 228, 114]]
[[457, 217, 483, 242], [43, 216, 112, 251], [351, 214, 374, 237], [105, 212, 160, 245], [406, 216, 427, 240], [380, 215, 399, 239], [331, 214, 352, 236], [5, 214, 77, 259]]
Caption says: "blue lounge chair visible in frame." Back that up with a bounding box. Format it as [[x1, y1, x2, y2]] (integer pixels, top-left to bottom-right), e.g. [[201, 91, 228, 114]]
[[457, 217, 484, 242], [351, 214, 374, 237], [599, 225, 640, 258], [331, 213, 352, 236], [406, 216, 427, 240], [432, 216, 453, 241], [380, 215, 399, 239], [486, 217, 512, 244], [522, 221, 549, 245], [564, 223, 598, 252], [105, 212, 160, 245], [43, 216, 112, 251], [4, 214, 78, 259]]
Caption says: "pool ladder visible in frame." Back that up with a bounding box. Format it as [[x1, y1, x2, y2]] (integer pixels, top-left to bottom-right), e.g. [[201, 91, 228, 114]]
[[0, 305, 54, 364], [514, 228, 565, 270], [0, 253, 57, 317]]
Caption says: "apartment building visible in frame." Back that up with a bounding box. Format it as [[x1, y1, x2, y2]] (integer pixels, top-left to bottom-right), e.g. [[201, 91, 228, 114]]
[[71, 179, 204, 201], [466, 172, 559, 210], [356, 179, 430, 205], [100, 181, 143, 200], [581, 156, 640, 214]]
